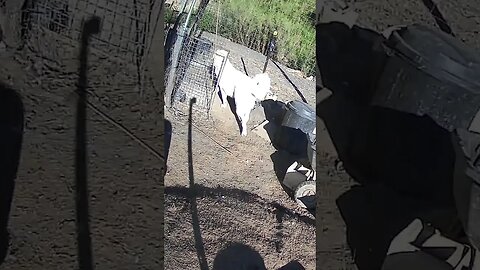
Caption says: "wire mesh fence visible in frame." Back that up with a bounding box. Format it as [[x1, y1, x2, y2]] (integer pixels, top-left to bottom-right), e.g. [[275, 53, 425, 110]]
[[170, 33, 220, 116], [22, 0, 155, 72], [164, 0, 218, 116]]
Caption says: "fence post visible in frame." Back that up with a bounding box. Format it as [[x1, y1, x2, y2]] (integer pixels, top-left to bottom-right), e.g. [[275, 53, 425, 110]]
[[262, 30, 277, 73], [165, 0, 197, 108]]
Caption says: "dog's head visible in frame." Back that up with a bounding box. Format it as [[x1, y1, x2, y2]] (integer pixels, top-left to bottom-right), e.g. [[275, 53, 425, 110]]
[[252, 73, 277, 101]]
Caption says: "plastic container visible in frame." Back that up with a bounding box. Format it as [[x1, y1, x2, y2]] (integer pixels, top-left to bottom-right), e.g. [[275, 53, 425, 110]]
[[371, 24, 480, 131], [273, 101, 316, 168], [281, 101, 316, 135]]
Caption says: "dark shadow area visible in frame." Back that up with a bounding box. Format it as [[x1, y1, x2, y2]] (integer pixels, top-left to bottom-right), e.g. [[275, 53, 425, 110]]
[[271, 60, 308, 104], [261, 99, 287, 126], [212, 242, 266, 270], [317, 22, 466, 269], [225, 96, 243, 135], [270, 150, 316, 220], [211, 242, 307, 270], [261, 99, 310, 162], [75, 16, 101, 270], [336, 184, 461, 270], [272, 127, 310, 161], [420, 0, 455, 36], [316, 22, 386, 104], [277, 260, 306, 270], [0, 84, 24, 265], [298, 196, 316, 217], [261, 99, 314, 213], [271, 150, 298, 197], [188, 98, 209, 270], [164, 119, 172, 175], [165, 185, 315, 227]]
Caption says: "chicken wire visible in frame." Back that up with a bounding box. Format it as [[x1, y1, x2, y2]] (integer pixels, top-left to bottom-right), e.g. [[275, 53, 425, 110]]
[[171, 34, 219, 116], [22, 0, 154, 71]]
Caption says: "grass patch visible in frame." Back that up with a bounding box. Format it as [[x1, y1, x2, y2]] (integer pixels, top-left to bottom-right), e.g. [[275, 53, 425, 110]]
[[198, 0, 315, 76]]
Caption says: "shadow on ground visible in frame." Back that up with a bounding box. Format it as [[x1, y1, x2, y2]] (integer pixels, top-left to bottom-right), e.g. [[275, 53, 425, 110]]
[[187, 98, 209, 270], [74, 16, 101, 270], [164, 119, 172, 174], [260, 99, 314, 212], [212, 242, 307, 270], [165, 97, 314, 269], [165, 184, 315, 227], [212, 242, 266, 270], [317, 22, 467, 269], [0, 84, 24, 266]]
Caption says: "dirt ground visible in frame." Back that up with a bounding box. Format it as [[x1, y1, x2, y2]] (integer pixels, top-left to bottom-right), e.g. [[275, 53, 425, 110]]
[[0, 1, 479, 269], [0, 42, 164, 269], [164, 33, 325, 270]]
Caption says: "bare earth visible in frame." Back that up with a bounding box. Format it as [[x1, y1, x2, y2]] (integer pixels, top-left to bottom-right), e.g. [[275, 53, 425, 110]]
[[0, 1, 478, 270], [0, 48, 163, 269], [164, 33, 321, 269]]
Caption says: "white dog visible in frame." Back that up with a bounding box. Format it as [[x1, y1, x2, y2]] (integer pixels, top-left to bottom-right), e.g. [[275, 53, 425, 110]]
[[213, 49, 277, 136]]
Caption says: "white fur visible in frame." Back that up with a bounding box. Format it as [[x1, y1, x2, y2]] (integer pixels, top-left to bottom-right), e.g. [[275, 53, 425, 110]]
[[212, 50, 277, 136], [252, 73, 277, 101]]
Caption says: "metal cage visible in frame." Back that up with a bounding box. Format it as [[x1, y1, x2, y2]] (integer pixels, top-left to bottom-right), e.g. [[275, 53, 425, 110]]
[[22, 0, 156, 72], [170, 33, 222, 116]]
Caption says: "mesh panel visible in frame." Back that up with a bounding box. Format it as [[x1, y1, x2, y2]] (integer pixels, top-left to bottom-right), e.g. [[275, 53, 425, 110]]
[[171, 33, 222, 116], [22, 0, 153, 68]]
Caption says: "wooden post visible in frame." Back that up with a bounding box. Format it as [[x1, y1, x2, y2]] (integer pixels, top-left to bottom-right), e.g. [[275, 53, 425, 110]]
[[262, 30, 277, 73]]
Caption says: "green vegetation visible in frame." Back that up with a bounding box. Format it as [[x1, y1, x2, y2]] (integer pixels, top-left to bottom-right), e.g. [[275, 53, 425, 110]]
[[165, 6, 176, 25], [199, 0, 315, 76]]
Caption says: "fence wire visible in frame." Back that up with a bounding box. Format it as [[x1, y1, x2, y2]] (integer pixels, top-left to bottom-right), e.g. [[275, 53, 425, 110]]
[[171, 33, 218, 115], [22, 0, 154, 69]]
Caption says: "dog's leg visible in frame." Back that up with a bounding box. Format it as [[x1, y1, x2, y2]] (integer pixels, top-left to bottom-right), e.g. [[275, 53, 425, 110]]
[[241, 112, 250, 136], [235, 105, 247, 136], [220, 87, 228, 108]]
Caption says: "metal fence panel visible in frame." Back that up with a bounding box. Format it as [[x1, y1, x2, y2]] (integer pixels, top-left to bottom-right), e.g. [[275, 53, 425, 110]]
[[22, 0, 154, 69], [171, 33, 220, 116]]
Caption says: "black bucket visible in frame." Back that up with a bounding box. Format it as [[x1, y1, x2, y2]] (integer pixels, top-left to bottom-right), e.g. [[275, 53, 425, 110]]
[[371, 24, 480, 131], [281, 101, 316, 135], [272, 101, 316, 167]]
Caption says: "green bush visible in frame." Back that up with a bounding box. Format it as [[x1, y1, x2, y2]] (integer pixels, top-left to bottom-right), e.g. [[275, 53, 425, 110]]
[[165, 5, 179, 26], [199, 0, 315, 76]]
